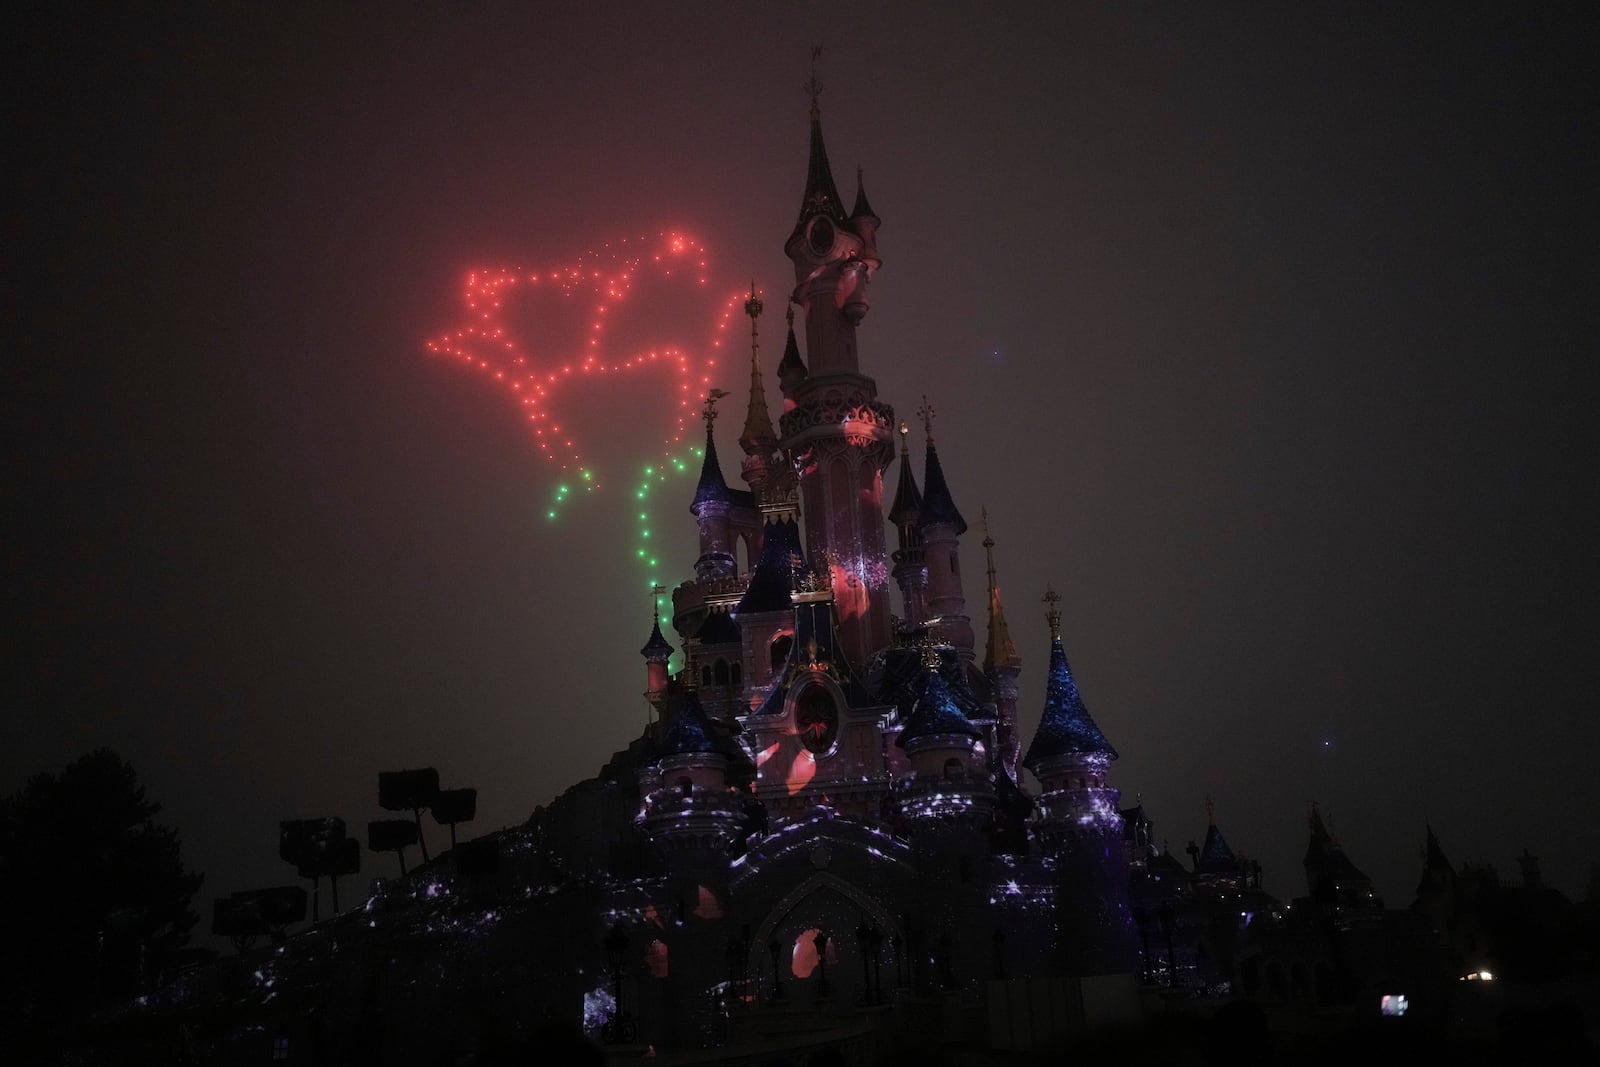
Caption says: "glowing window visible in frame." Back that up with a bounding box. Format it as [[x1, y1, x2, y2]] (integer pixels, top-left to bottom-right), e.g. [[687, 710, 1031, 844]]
[[770, 634, 794, 673], [790, 928, 837, 978]]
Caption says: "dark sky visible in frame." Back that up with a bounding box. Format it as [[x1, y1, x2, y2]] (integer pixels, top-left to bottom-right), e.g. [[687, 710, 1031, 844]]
[[7, 3, 1597, 934]]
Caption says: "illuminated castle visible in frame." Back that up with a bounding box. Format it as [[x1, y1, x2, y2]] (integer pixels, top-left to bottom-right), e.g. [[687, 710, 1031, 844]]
[[595, 82, 1142, 1050]]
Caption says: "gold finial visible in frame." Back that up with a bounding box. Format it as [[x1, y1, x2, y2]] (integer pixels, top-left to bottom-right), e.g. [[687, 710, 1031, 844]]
[[920, 644, 943, 670], [916, 395, 935, 442], [804, 44, 824, 119], [1043, 584, 1062, 639], [650, 583, 666, 623], [897, 420, 910, 455], [703, 388, 730, 427]]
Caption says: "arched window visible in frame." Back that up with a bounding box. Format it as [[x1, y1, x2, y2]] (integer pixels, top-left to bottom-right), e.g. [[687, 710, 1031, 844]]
[[770, 633, 793, 673]]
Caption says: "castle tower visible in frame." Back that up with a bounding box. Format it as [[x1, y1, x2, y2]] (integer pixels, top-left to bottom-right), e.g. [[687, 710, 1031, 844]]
[[887, 422, 928, 628], [894, 649, 992, 823], [690, 392, 737, 581], [980, 514, 1023, 781], [640, 596, 674, 705], [1023, 587, 1136, 976], [777, 72, 896, 667], [917, 402, 974, 653]]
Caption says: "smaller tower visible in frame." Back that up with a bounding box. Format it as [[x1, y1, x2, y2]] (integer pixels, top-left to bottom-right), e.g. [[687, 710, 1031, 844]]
[[888, 422, 928, 627], [690, 390, 736, 581], [895, 647, 992, 824], [916, 399, 974, 653], [1023, 586, 1136, 977], [641, 586, 674, 705]]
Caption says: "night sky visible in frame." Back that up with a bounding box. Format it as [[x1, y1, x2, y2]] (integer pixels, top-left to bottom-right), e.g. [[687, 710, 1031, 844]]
[[7, 4, 1597, 941]]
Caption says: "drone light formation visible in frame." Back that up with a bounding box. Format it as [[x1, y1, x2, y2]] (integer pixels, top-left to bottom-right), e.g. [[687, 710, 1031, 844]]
[[426, 231, 761, 587]]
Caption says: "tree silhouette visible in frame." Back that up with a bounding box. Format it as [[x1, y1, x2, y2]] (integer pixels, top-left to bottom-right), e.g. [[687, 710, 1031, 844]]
[[379, 768, 439, 862], [431, 787, 478, 850], [212, 886, 306, 951], [0, 749, 203, 1043], [368, 818, 420, 875]]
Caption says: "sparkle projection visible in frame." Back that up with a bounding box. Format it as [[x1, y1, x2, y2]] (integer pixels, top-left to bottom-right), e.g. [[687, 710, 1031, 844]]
[[426, 231, 762, 593]]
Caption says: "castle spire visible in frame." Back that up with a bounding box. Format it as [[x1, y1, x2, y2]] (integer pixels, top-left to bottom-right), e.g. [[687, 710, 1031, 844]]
[[981, 510, 1021, 673], [689, 391, 733, 517], [917, 397, 966, 535], [1023, 587, 1117, 767], [791, 46, 847, 243], [737, 283, 777, 459]]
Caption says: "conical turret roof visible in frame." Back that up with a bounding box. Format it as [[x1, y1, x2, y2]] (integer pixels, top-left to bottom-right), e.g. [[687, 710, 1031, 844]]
[[640, 619, 673, 661], [789, 113, 848, 244], [919, 441, 966, 534], [660, 689, 718, 756], [887, 434, 922, 527], [897, 661, 981, 748], [1195, 820, 1240, 874], [777, 315, 807, 387], [1023, 620, 1117, 766], [850, 166, 879, 224], [690, 423, 733, 515]]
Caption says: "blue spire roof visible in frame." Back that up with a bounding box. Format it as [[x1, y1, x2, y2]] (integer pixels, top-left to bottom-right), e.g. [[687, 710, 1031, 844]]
[[1023, 636, 1117, 765], [640, 619, 673, 660], [918, 441, 966, 534], [896, 663, 981, 749], [735, 516, 808, 615], [660, 690, 718, 756], [1195, 821, 1239, 874], [690, 425, 733, 515]]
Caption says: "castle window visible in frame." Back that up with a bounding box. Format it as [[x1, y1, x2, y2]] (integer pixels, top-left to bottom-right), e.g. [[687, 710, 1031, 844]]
[[677, 777, 692, 795], [770, 634, 793, 673]]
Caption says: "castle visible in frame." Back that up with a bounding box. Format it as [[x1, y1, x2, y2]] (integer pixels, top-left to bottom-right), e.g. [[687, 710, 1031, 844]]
[[563, 82, 1145, 1051]]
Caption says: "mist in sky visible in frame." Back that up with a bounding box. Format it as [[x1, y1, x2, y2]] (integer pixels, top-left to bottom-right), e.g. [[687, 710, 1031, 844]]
[[6, 3, 1596, 938]]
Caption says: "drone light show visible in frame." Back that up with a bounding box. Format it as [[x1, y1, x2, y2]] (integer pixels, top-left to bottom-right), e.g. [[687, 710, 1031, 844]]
[[425, 231, 763, 602]]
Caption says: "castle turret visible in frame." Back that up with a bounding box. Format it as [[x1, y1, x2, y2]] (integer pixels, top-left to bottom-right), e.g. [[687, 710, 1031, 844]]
[[887, 422, 928, 627], [896, 649, 994, 823], [916, 402, 974, 653], [641, 607, 674, 702], [690, 393, 736, 581], [1023, 587, 1135, 977], [777, 73, 896, 667]]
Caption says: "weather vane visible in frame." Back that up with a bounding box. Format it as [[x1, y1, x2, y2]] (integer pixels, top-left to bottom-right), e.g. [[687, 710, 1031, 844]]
[[805, 44, 824, 117], [916, 395, 936, 442], [650, 583, 666, 623], [703, 388, 730, 427], [1043, 584, 1062, 638]]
